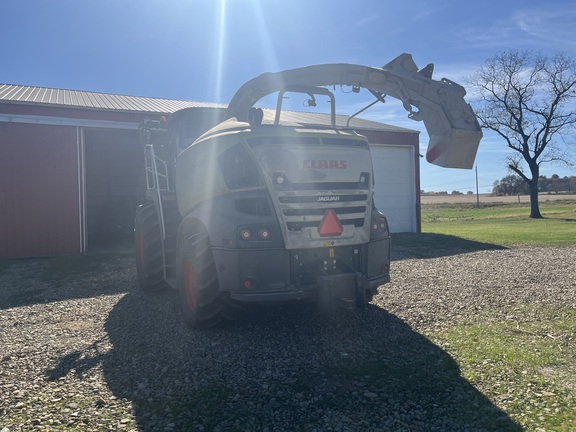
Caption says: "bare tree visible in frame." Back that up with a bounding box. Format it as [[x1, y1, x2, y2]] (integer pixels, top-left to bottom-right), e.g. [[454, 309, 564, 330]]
[[469, 50, 576, 218]]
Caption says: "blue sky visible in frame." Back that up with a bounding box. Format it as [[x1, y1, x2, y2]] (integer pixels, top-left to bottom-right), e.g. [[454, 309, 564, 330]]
[[2, 0, 576, 192]]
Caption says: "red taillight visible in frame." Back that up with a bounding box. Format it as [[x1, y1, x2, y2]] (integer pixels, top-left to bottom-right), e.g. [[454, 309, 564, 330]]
[[371, 218, 387, 233], [243, 279, 252, 288], [240, 227, 272, 242], [240, 229, 252, 241], [318, 209, 343, 237], [259, 229, 270, 240]]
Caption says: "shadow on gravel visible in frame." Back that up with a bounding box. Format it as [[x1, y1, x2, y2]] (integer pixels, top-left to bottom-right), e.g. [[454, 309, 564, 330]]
[[392, 232, 507, 260], [50, 288, 523, 431], [0, 253, 133, 309]]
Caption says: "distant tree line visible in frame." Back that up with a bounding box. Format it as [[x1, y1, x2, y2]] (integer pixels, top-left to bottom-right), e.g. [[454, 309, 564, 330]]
[[492, 174, 576, 196], [421, 190, 475, 195]]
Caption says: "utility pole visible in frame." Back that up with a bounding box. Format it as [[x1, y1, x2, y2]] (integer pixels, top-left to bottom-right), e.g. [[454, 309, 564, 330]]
[[475, 165, 480, 208]]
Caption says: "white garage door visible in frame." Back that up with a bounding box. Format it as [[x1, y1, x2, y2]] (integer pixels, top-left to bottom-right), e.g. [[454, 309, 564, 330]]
[[370, 145, 417, 233]]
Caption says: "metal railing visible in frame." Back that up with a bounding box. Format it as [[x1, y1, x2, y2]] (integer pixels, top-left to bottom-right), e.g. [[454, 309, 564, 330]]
[[144, 144, 169, 240], [145, 144, 170, 192]]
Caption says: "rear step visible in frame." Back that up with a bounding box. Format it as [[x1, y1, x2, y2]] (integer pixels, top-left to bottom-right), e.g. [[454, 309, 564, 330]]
[[317, 267, 367, 313]]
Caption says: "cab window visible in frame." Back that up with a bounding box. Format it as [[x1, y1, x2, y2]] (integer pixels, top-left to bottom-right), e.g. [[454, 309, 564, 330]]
[[218, 144, 263, 189]]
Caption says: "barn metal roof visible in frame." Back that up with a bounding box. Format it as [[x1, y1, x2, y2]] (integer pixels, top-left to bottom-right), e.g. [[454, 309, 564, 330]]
[[0, 83, 224, 113], [0, 83, 417, 132]]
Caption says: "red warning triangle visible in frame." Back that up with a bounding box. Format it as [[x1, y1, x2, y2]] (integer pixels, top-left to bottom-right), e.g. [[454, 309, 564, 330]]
[[318, 209, 343, 237]]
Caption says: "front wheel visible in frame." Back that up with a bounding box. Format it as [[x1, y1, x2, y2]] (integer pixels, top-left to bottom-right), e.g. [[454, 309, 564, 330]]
[[177, 227, 223, 329]]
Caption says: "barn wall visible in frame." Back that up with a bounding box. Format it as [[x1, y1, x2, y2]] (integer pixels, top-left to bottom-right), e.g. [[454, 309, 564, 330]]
[[0, 122, 80, 257], [359, 129, 421, 233], [370, 145, 417, 233], [83, 128, 146, 250]]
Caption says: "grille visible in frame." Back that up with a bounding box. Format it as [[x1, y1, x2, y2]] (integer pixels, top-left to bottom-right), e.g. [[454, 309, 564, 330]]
[[278, 190, 369, 233]]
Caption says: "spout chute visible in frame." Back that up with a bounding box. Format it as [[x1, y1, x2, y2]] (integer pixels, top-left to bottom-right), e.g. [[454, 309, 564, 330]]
[[227, 54, 482, 169]]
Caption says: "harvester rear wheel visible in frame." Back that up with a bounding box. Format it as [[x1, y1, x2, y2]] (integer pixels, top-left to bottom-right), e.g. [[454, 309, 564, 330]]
[[177, 226, 223, 329], [134, 202, 166, 292]]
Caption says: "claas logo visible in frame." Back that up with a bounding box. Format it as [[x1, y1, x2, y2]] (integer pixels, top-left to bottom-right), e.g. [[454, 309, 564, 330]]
[[302, 160, 347, 169]]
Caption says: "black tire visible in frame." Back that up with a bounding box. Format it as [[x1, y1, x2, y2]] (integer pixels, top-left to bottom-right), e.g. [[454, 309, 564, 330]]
[[134, 202, 166, 292], [177, 226, 223, 329]]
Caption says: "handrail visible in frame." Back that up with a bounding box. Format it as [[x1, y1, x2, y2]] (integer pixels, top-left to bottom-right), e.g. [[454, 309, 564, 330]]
[[144, 144, 168, 240], [274, 85, 336, 127], [145, 145, 170, 191]]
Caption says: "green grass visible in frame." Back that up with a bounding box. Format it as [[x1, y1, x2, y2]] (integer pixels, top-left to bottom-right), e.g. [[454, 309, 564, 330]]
[[396, 200, 576, 430], [431, 306, 576, 431], [421, 200, 576, 247]]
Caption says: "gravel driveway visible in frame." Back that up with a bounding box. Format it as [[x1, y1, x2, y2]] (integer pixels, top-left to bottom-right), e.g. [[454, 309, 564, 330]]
[[1, 245, 574, 431]]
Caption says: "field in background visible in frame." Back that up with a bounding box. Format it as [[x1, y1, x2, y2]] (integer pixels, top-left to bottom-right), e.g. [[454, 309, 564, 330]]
[[418, 198, 576, 247], [421, 193, 576, 205]]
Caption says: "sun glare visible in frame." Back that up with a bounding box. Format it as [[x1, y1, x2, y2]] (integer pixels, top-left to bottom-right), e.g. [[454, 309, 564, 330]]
[[212, 0, 228, 103], [211, 0, 283, 106], [250, 0, 279, 73]]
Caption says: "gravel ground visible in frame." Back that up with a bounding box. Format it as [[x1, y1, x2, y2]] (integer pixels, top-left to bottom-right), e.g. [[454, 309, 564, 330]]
[[0, 246, 574, 431]]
